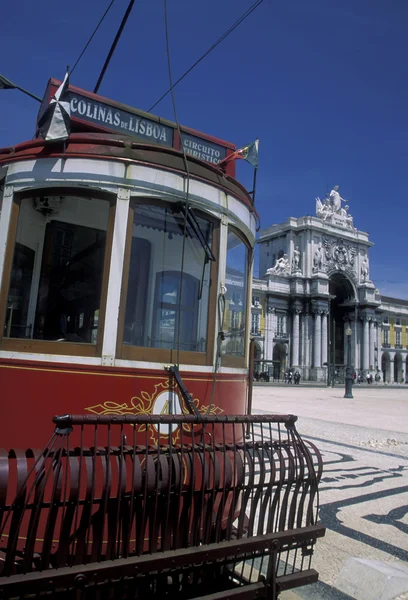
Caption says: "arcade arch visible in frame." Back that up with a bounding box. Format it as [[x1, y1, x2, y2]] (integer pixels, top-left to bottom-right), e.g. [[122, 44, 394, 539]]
[[394, 353, 403, 384], [253, 341, 263, 376], [272, 342, 287, 380], [328, 272, 356, 367]]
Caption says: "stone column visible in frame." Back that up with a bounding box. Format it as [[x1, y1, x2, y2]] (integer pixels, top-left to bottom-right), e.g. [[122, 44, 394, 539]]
[[363, 317, 370, 371], [292, 310, 300, 366], [369, 320, 375, 371], [303, 310, 310, 367], [402, 356, 407, 384], [355, 317, 361, 371], [321, 312, 328, 366], [309, 313, 314, 366], [389, 354, 395, 383], [313, 311, 322, 368], [344, 320, 349, 365], [350, 316, 356, 367], [265, 307, 275, 363]]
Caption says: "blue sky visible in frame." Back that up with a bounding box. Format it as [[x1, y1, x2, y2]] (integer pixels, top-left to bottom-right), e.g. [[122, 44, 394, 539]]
[[1, 0, 407, 295]]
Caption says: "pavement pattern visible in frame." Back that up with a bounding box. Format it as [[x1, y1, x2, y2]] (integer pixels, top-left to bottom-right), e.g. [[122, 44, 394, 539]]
[[252, 385, 408, 600]]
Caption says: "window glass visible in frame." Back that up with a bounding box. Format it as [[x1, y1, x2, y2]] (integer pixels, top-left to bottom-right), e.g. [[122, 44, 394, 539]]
[[123, 203, 213, 352], [4, 195, 110, 343], [277, 315, 285, 335], [223, 230, 248, 357]]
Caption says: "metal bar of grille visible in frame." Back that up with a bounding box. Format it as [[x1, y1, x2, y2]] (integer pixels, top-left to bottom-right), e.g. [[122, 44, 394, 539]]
[[53, 413, 299, 426], [0, 527, 325, 592]]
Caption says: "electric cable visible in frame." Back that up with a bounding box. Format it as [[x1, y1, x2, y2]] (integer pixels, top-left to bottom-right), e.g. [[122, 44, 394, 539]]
[[70, 0, 117, 76], [94, 0, 136, 93], [149, 0, 264, 112]]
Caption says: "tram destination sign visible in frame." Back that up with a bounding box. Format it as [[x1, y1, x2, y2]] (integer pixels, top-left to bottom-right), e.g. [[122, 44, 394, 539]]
[[37, 79, 233, 170], [68, 91, 174, 147], [181, 132, 226, 165]]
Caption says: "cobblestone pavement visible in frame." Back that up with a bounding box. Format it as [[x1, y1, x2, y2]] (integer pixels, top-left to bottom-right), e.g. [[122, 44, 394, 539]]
[[253, 386, 408, 600]]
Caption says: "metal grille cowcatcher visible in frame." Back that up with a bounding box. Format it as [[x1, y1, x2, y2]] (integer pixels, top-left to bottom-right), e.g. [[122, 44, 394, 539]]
[[0, 414, 325, 599]]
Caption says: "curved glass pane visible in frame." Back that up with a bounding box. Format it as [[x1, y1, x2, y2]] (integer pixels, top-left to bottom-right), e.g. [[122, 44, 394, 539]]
[[223, 230, 248, 358], [123, 203, 213, 352], [4, 195, 110, 343]]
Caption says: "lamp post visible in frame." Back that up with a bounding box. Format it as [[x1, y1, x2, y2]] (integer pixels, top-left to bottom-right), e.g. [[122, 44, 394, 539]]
[[344, 326, 353, 398], [0, 74, 41, 102]]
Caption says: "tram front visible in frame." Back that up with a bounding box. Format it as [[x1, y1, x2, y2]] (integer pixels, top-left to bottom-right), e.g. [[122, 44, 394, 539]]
[[0, 80, 257, 448]]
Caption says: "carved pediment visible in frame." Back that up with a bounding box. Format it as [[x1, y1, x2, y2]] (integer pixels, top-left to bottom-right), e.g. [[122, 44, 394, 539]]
[[323, 237, 357, 280]]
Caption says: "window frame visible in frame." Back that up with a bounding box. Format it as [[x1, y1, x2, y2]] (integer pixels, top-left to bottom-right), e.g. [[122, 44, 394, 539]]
[[0, 188, 116, 357], [221, 226, 252, 369], [116, 198, 219, 366]]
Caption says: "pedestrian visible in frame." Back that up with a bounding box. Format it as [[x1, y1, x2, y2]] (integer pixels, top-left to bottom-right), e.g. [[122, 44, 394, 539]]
[[288, 370, 293, 384], [294, 370, 301, 385], [357, 373, 361, 384], [366, 372, 371, 385]]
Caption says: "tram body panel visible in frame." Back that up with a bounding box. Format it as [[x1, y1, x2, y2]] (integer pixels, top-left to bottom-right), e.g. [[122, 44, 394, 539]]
[[0, 358, 248, 448]]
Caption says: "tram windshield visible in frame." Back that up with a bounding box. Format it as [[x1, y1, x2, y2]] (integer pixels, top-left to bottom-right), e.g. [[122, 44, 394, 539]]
[[122, 203, 214, 352], [4, 195, 110, 344]]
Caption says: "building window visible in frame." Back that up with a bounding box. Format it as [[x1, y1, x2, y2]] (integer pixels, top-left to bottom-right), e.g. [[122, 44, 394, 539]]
[[383, 316, 389, 324], [223, 229, 249, 361], [2, 194, 112, 350], [396, 330, 401, 346], [121, 203, 214, 355], [251, 312, 260, 334], [252, 295, 260, 307], [383, 329, 389, 345], [396, 317, 401, 326], [277, 315, 285, 335]]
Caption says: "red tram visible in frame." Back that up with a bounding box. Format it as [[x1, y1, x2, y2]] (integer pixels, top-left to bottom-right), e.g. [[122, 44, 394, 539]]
[[0, 79, 257, 449], [0, 79, 324, 599]]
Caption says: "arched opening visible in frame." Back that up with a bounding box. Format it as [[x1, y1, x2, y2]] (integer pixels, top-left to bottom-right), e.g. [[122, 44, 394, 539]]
[[272, 342, 287, 381], [382, 352, 390, 383], [328, 272, 356, 370], [253, 342, 262, 377], [394, 353, 403, 384]]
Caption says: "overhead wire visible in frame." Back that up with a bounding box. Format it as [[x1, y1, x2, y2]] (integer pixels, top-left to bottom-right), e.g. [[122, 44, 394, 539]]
[[149, 0, 265, 112], [70, 0, 117, 76]]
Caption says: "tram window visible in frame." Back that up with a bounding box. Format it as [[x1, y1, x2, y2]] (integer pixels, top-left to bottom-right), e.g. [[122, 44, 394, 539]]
[[222, 230, 248, 361], [3, 195, 110, 345], [122, 203, 213, 353]]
